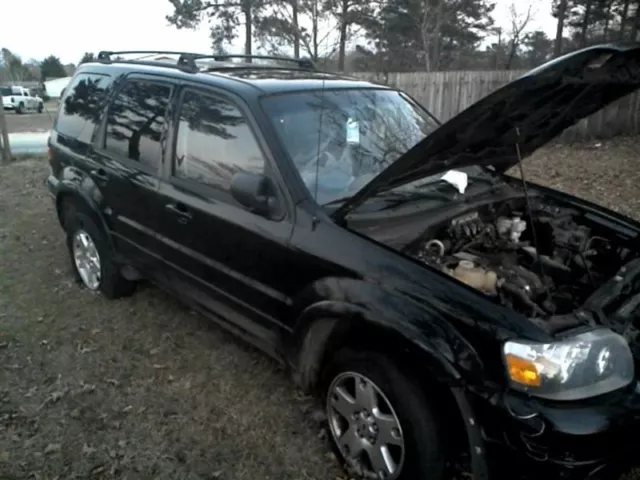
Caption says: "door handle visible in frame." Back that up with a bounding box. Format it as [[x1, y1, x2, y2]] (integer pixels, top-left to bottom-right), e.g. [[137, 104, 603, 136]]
[[90, 168, 108, 184], [165, 203, 192, 224]]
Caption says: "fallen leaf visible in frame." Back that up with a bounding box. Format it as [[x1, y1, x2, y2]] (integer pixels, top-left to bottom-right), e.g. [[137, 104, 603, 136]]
[[44, 443, 61, 455], [82, 444, 96, 455]]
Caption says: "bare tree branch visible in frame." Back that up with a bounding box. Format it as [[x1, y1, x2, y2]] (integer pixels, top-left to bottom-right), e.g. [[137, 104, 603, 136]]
[[505, 1, 533, 70]]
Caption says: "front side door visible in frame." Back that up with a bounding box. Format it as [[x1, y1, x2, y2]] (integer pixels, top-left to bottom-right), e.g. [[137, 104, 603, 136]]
[[90, 75, 175, 276], [153, 85, 296, 352]]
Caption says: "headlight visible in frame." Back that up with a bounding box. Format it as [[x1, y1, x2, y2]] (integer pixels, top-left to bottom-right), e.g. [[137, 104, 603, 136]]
[[503, 328, 634, 401]]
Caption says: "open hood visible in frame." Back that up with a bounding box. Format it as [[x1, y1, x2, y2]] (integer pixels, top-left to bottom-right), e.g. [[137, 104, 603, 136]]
[[333, 43, 640, 221]]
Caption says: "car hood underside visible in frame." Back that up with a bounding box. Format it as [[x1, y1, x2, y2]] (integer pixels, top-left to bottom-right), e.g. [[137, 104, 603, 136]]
[[334, 43, 640, 221]]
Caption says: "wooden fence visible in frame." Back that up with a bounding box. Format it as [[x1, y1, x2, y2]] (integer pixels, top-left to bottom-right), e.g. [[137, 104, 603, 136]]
[[354, 70, 640, 141]]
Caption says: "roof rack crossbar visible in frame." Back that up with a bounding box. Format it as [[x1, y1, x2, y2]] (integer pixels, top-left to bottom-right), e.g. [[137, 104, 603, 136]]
[[205, 54, 316, 70], [96, 50, 316, 73], [97, 50, 201, 72]]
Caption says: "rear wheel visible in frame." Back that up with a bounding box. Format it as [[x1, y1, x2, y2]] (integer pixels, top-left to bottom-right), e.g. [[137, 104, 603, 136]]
[[322, 349, 445, 480], [16, 102, 24, 114], [65, 209, 136, 299], [37, 102, 43, 113]]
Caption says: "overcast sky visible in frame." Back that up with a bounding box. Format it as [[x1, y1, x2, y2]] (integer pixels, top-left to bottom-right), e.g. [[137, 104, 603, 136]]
[[3, 0, 556, 65]]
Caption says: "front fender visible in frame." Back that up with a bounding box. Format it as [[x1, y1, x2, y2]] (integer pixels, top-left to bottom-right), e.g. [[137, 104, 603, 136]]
[[288, 278, 492, 480], [288, 276, 485, 392]]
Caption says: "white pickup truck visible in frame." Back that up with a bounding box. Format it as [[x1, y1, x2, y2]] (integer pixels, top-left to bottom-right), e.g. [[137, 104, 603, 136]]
[[1, 85, 44, 114]]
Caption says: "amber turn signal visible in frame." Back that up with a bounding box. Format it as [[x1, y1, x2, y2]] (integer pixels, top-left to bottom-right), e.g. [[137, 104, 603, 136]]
[[505, 354, 542, 387]]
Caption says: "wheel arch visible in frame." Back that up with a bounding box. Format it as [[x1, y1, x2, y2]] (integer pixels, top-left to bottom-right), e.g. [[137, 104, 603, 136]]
[[289, 301, 491, 479], [55, 186, 115, 252]]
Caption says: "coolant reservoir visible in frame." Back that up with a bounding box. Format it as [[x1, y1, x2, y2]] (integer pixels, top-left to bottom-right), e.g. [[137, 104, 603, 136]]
[[453, 260, 498, 294]]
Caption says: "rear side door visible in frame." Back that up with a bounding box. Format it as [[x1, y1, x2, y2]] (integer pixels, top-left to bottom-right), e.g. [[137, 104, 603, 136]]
[[90, 75, 176, 276], [153, 85, 296, 351]]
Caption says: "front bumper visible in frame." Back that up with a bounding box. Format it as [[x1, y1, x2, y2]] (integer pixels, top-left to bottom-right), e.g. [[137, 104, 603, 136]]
[[46, 174, 59, 199], [469, 382, 640, 479]]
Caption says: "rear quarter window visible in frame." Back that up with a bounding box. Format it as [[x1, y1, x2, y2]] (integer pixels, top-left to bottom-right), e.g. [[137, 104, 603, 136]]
[[55, 72, 113, 143]]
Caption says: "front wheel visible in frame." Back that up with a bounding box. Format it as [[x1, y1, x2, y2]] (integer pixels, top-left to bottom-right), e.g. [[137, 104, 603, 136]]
[[37, 102, 43, 113], [322, 349, 445, 480], [16, 102, 24, 114]]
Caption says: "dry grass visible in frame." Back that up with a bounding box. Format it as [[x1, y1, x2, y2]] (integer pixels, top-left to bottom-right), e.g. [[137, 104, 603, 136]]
[[1, 135, 640, 480], [0, 162, 340, 479]]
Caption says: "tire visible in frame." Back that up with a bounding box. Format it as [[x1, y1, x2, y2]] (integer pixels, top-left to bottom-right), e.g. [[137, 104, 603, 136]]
[[65, 209, 136, 299], [321, 349, 445, 480], [37, 103, 43, 113], [16, 102, 24, 114]]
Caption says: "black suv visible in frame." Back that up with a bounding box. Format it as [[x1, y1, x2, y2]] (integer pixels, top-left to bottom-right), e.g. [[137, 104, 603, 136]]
[[46, 46, 640, 480]]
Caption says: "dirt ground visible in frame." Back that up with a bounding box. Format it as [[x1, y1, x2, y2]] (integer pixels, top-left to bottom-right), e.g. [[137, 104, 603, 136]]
[[4, 102, 58, 133], [1, 136, 640, 480]]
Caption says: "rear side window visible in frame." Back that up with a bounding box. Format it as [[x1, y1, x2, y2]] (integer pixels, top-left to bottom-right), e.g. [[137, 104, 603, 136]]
[[103, 79, 171, 171], [56, 73, 113, 143], [173, 89, 265, 192]]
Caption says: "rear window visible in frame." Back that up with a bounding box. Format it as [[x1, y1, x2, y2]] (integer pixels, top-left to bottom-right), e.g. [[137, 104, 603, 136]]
[[1, 87, 11, 96], [56, 73, 113, 143]]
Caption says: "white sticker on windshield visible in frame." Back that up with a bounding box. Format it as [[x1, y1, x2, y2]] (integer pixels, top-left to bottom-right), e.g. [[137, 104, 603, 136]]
[[441, 170, 468, 194], [346, 118, 360, 145]]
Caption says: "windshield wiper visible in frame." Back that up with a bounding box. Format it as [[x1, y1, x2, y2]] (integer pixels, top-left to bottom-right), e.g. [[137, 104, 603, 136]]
[[323, 188, 451, 208], [466, 174, 498, 186], [370, 189, 455, 209], [411, 173, 497, 192]]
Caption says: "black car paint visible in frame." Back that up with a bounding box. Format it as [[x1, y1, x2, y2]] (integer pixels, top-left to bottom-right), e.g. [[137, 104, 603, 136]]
[[45, 48, 640, 479]]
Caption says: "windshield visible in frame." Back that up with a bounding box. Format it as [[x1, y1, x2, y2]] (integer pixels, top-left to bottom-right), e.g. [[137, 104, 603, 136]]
[[261, 88, 441, 205]]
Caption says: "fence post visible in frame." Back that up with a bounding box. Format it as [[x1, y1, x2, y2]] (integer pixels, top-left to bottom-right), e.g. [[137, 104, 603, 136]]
[[0, 103, 11, 165]]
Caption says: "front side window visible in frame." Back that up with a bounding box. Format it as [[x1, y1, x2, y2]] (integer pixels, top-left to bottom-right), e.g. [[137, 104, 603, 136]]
[[56, 72, 113, 143], [261, 88, 440, 205], [104, 79, 171, 170], [173, 89, 265, 193]]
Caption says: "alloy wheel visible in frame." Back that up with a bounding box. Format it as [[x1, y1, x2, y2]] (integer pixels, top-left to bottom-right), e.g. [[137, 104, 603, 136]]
[[326, 371, 405, 479], [72, 230, 102, 290]]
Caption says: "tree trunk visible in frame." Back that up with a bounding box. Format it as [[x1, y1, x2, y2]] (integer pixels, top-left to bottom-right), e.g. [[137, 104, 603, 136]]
[[312, 0, 319, 60], [619, 0, 630, 40], [432, 0, 444, 70], [603, 0, 616, 40], [554, 0, 568, 57], [243, 0, 252, 57], [579, 0, 593, 47], [495, 28, 502, 69], [337, 0, 349, 71], [292, 0, 300, 58], [631, 2, 640, 41]]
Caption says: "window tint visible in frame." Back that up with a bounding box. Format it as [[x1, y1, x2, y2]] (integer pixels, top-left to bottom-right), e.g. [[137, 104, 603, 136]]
[[0, 88, 11, 96], [261, 89, 440, 205], [174, 90, 265, 191], [104, 80, 171, 170], [56, 73, 113, 143]]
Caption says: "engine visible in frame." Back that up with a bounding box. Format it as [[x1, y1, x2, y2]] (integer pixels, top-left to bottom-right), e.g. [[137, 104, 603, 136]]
[[406, 200, 637, 317]]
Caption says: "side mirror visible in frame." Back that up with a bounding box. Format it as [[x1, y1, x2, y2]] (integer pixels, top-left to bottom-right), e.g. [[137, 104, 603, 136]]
[[230, 172, 278, 217]]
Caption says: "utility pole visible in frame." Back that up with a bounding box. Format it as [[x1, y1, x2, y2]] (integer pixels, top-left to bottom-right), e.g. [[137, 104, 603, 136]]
[[0, 103, 11, 165]]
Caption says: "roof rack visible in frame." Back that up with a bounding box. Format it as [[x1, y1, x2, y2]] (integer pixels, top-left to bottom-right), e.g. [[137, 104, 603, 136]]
[[96, 50, 316, 73], [207, 54, 316, 70]]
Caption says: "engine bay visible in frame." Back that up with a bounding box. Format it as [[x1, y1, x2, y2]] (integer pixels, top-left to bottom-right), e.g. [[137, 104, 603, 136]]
[[404, 197, 639, 318]]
